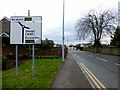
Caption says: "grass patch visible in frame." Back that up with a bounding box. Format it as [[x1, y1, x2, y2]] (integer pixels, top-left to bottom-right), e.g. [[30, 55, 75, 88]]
[[2, 58, 62, 88]]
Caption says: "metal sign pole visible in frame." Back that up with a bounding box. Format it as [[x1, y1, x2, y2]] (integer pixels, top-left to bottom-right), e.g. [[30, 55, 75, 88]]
[[16, 45, 18, 76], [32, 45, 35, 78], [28, 10, 35, 78]]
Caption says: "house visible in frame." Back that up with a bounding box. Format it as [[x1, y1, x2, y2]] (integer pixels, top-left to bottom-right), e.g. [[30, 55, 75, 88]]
[[0, 16, 10, 37], [81, 43, 92, 47]]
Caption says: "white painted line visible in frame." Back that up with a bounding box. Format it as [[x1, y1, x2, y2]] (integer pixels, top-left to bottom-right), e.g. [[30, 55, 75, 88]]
[[89, 55, 94, 57], [115, 63, 120, 66], [96, 57, 108, 62]]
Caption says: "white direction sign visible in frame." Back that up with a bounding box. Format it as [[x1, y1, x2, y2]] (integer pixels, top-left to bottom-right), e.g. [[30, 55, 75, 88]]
[[10, 16, 42, 44]]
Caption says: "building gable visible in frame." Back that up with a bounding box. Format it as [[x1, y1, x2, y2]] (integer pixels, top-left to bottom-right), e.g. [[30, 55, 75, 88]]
[[0, 16, 10, 37]]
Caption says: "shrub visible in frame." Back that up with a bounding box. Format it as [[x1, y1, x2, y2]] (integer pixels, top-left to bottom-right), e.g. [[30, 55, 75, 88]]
[[22, 54, 29, 59], [19, 54, 31, 59], [7, 53, 15, 59], [2, 55, 8, 69], [34, 56, 61, 59]]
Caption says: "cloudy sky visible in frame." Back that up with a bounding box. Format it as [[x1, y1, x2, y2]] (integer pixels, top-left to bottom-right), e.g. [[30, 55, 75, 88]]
[[0, 0, 119, 45]]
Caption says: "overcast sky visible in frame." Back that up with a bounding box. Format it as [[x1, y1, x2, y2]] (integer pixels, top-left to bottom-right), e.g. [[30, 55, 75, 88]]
[[0, 0, 119, 45]]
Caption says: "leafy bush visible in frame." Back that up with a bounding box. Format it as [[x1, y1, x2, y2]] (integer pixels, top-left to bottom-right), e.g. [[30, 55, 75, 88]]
[[6, 53, 15, 59], [2, 55, 8, 69], [19, 54, 31, 59], [22, 54, 29, 59], [1, 37, 10, 45]]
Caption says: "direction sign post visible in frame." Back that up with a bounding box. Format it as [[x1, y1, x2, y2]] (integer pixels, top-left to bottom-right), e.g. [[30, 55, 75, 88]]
[[16, 45, 18, 76], [10, 16, 42, 44], [32, 45, 35, 78], [10, 16, 42, 78]]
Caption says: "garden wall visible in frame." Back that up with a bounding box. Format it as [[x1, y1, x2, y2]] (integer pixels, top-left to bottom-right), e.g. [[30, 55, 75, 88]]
[[2, 45, 68, 57], [83, 47, 120, 56]]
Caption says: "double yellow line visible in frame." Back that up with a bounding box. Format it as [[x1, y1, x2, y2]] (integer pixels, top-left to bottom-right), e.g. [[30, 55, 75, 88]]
[[79, 63, 107, 90]]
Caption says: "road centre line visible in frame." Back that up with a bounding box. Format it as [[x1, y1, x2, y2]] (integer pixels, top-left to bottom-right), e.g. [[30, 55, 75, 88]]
[[96, 57, 108, 62], [89, 55, 94, 57], [115, 63, 120, 67], [80, 63, 107, 90]]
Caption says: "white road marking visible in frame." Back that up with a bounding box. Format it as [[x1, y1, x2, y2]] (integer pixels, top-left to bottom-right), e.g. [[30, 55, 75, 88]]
[[115, 63, 120, 66], [89, 55, 94, 57], [96, 57, 108, 62]]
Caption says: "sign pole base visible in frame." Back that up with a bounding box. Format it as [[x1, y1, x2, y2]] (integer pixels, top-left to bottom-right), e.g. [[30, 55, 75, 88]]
[[32, 45, 35, 78], [16, 45, 18, 76]]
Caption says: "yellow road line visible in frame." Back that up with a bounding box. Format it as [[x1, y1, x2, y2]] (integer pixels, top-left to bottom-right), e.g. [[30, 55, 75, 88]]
[[79, 63, 96, 89], [80, 63, 102, 90], [71, 53, 107, 90], [81, 63, 107, 90], [71, 54, 96, 89]]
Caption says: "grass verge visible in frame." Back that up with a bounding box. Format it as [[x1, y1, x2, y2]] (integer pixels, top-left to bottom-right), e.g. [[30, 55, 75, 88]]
[[2, 59, 62, 88]]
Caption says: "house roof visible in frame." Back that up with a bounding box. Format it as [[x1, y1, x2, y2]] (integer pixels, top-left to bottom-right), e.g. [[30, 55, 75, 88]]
[[0, 16, 10, 21], [0, 32, 9, 37]]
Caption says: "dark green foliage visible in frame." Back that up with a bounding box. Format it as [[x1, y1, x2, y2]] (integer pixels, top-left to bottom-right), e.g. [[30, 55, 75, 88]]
[[41, 38, 54, 57], [1, 37, 10, 45], [6, 55, 15, 59], [2, 55, 8, 69], [75, 44, 83, 50], [111, 28, 120, 47], [21, 54, 29, 59], [34, 56, 61, 59]]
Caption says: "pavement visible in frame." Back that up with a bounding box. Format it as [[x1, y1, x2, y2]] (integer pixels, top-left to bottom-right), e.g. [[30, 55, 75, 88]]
[[51, 52, 92, 88]]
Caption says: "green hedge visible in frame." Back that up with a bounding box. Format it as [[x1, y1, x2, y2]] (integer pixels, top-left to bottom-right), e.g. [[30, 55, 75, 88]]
[[2, 56, 8, 69], [34, 56, 61, 59]]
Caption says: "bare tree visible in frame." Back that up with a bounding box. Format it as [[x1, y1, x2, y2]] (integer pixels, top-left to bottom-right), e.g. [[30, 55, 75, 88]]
[[76, 9, 116, 47]]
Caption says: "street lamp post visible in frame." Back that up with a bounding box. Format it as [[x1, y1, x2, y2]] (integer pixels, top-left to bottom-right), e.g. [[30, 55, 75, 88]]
[[62, 0, 65, 63]]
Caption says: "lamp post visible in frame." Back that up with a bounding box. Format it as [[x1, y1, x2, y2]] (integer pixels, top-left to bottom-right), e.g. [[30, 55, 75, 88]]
[[62, 0, 65, 62]]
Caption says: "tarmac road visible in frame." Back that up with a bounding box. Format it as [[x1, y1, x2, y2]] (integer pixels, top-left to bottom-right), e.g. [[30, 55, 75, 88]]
[[70, 50, 120, 89]]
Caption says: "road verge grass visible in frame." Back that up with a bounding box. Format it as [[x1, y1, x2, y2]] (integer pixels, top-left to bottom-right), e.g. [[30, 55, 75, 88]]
[[2, 58, 62, 88]]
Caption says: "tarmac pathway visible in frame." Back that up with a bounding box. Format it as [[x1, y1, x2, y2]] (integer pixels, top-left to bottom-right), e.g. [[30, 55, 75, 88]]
[[51, 52, 92, 88]]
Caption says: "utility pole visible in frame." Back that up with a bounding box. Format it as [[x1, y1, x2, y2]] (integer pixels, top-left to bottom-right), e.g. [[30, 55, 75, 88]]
[[62, 0, 65, 63]]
